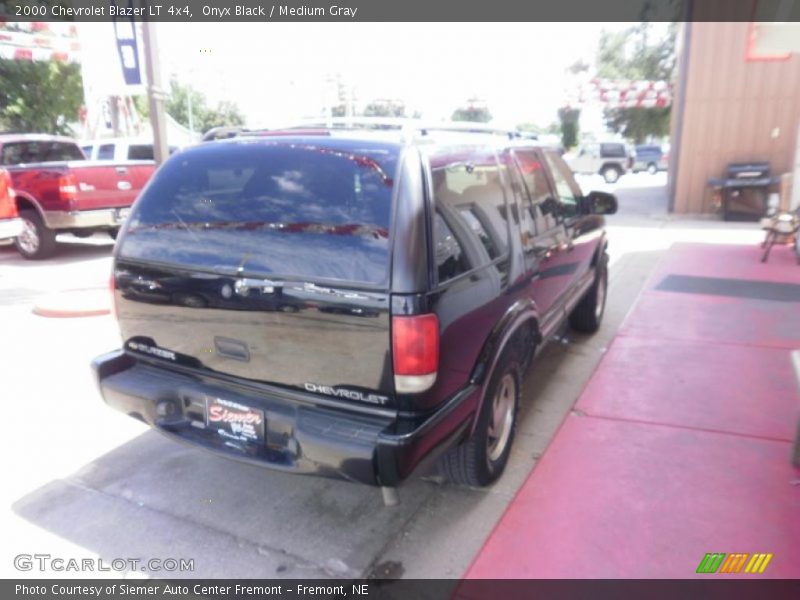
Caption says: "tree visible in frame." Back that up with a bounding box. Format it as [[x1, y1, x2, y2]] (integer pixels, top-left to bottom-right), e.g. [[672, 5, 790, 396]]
[[330, 75, 352, 118], [558, 107, 581, 149], [363, 99, 406, 118], [517, 121, 561, 135], [165, 79, 245, 133], [451, 98, 492, 123], [0, 59, 83, 134], [597, 23, 678, 143]]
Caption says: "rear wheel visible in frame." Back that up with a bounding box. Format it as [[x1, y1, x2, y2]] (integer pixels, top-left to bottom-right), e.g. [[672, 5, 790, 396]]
[[15, 210, 57, 260], [441, 354, 521, 487], [647, 162, 658, 175], [601, 165, 621, 184], [569, 253, 608, 333]]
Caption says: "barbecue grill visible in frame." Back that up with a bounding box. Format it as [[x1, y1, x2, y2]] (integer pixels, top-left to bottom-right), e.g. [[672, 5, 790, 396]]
[[708, 162, 781, 221]]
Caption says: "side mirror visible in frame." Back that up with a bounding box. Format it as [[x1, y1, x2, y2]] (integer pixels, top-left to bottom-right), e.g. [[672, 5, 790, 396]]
[[585, 190, 618, 215], [540, 196, 561, 217]]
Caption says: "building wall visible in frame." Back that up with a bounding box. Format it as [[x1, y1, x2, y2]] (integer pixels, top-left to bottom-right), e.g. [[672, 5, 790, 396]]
[[670, 21, 800, 214]]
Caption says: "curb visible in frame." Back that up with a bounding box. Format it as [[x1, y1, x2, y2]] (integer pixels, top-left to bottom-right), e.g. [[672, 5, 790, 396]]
[[32, 288, 110, 318]]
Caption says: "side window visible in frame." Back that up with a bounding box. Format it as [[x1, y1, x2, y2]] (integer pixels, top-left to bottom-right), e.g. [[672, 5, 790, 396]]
[[600, 143, 626, 158], [42, 142, 85, 162], [513, 149, 558, 231], [128, 145, 154, 160], [499, 149, 534, 239], [1, 143, 25, 165], [1, 142, 39, 165], [97, 144, 115, 160], [430, 146, 510, 268], [433, 212, 470, 283], [543, 150, 582, 219], [458, 207, 499, 259]]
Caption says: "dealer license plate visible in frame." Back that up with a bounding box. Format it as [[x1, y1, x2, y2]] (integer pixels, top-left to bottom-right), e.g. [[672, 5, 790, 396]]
[[205, 397, 265, 445]]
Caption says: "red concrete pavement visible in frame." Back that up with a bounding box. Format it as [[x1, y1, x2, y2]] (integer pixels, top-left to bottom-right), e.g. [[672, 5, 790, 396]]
[[464, 243, 800, 579]]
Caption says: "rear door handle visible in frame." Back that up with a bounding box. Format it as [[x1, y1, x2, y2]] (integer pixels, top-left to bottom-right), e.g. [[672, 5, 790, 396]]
[[116, 166, 128, 175]]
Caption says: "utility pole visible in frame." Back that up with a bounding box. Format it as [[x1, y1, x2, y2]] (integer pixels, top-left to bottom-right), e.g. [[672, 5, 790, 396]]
[[187, 91, 194, 135], [142, 21, 169, 166]]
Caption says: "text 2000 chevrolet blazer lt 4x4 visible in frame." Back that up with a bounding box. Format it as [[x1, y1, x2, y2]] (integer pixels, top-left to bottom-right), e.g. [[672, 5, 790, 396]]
[[93, 128, 617, 488]]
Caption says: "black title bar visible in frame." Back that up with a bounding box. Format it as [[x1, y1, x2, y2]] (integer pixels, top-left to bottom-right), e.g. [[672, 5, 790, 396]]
[[2, 0, 800, 22]]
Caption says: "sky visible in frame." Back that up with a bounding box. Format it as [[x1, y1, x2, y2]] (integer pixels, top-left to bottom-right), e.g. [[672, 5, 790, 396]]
[[149, 22, 643, 130]]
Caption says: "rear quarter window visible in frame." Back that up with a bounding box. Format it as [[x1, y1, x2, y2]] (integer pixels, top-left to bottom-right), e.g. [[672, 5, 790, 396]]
[[429, 146, 510, 270], [119, 141, 399, 286]]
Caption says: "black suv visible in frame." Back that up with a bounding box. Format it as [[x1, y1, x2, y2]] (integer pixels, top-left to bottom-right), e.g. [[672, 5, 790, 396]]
[[93, 128, 616, 489]]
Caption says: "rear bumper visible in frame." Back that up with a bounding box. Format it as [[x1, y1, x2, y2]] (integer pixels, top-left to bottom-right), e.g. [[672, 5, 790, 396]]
[[0, 217, 23, 241], [44, 207, 130, 230], [91, 350, 477, 486]]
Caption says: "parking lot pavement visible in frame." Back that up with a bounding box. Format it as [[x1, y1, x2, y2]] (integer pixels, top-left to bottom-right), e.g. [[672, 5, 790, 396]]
[[0, 181, 766, 579]]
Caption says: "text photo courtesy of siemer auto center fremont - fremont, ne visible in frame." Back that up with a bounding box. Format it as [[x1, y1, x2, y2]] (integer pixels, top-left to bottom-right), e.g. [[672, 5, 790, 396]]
[[0, 1, 800, 598]]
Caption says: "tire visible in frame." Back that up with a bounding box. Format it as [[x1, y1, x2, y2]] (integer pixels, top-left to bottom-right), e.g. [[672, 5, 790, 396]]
[[569, 252, 609, 333], [441, 353, 521, 487], [14, 210, 57, 260], [647, 162, 658, 175], [601, 165, 621, 184]]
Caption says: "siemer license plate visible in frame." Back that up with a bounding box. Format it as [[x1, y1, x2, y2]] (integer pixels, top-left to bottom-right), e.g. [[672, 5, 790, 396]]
[[205, 397, 265, 444]]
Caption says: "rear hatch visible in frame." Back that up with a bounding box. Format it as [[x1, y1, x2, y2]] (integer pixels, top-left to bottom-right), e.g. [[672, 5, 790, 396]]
[[114, 138, 400, 407]]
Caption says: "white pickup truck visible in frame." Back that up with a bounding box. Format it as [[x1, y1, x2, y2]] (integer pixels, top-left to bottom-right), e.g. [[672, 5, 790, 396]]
[[81, 138, 179, 162]]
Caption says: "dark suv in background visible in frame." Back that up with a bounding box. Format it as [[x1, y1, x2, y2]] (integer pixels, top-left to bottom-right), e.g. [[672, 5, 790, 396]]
[[632, 144, 669, 175], [93, 127, 616, 490]]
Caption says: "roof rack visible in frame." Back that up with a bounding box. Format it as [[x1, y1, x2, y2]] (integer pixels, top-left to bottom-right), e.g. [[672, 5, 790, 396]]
[[276, 118, 535, 141], [206, 118, 541, 145]]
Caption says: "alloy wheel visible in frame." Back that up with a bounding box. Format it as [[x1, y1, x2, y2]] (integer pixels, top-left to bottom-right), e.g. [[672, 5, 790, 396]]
[[487, 373, 516, 462], [17, 217, 40, 255]]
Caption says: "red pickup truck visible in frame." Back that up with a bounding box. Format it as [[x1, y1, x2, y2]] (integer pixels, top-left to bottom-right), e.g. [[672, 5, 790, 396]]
[[0, 134, 156, 259]]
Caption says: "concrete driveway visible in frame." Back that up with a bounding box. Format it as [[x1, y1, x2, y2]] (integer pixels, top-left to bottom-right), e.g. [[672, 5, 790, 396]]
[[0, 176, 763, 579]]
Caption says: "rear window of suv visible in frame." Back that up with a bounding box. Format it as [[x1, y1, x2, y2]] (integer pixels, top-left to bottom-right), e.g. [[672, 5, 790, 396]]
[[119, 140, 399, 286]]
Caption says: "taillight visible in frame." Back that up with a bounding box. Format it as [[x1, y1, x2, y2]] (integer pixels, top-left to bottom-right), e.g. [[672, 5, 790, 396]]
[[58, 174, 78, 207], [0, 169, 17, 219], [392, 314, 439, 393]]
